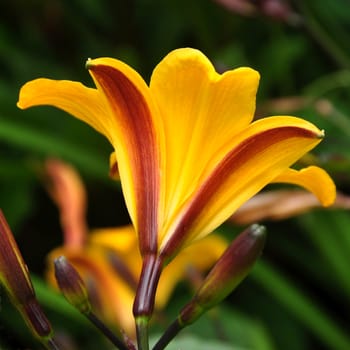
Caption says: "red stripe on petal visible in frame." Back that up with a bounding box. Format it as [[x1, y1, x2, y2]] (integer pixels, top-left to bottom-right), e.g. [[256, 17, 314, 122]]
[[160, 126, 319, 258], [89, 65, 160, 255]]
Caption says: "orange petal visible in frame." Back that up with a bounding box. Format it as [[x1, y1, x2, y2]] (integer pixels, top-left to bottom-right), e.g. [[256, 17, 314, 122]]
[[45, 159, 88, 249]]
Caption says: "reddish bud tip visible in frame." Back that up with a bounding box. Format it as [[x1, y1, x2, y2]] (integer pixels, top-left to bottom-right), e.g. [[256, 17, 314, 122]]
[[54, 256, 91, 314], [0, 210, 54, 341], [22, 299, 53, 338], [179, 224, 266, 325]]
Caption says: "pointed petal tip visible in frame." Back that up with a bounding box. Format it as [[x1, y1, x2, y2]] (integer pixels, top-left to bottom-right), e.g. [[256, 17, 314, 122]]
[[16, 100, 24, 109], [17, 82, 31, 109], [85, 58, 93, 69], [250, 224, 266, 239], [318, 129, 325, 139], [85, 57, 117, 70]]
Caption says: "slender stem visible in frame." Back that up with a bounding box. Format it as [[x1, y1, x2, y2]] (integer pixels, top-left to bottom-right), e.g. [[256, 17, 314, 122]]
[[133, 255, 163, 350], [295, 0, 350, 68], [86, 312, 130, 350], [136, 316, 150, 350], [47, 338, 61, 350], [152, 319, 182, 350]]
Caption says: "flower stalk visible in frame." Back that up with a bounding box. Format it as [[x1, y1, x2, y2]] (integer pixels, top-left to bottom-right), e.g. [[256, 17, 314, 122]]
[[133, 254, 163, 318], [133, 254, 164, 350], [135, 315, 150, 350], [153, 224, 266, 350], [54, 256, 131, 350]]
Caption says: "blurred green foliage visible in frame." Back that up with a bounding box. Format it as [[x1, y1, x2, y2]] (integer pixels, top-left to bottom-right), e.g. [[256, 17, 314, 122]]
[[0, 0, 350, 349]]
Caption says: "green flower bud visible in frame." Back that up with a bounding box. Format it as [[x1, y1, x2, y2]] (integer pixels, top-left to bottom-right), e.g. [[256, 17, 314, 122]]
[[180, 224, 266, 325], [54, 256, 91, 315]]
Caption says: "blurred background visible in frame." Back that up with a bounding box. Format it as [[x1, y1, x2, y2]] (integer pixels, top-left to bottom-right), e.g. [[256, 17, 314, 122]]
[[0, 0, 350, 349]]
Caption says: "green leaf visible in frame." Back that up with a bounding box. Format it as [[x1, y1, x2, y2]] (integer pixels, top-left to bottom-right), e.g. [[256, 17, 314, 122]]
[[252, 260, 350, 350], [0, 117, 108, 180], [150, 334, 242, 350]]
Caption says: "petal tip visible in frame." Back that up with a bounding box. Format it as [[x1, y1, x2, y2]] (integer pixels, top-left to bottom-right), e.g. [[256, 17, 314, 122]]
[[85, 58, 93, 69], [250, 223, 266, 238], [16, 100, 24, 109], [322, 184, 337, 207], [318, 129, 325, 139], [17, 83, 29, 110]]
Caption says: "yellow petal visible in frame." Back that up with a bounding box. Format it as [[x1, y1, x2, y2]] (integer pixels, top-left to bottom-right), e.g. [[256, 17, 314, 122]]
[[271, 166, 336, 206], [89, 226, 142, 284], [159, 116, 325, 257], [109, 151, 120, 180], [87, 58, 163, 255], [89, 226, 137, 253], [17, 78, 112, 142], [150, 48, 260, 226]]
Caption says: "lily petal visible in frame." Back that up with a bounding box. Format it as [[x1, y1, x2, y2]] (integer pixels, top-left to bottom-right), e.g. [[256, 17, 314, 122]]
[[87, 58, 162, 255], [89, 226, 142, 279], [17, 79, 112, 142], [271, 166, 336, 206], [89, 226, 138, 253], [160, 117, 325, 258], [231, 189, 345, 225], [45, 158, 88, 249], [150, 48, 260, 224]]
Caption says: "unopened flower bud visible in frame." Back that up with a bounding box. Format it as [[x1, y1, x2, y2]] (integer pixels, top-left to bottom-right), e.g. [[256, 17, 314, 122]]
[[179, 224, 266, 325], [54, 256, 91, 314], [0, 210, 53, 342], [23, 299, 53, 338]]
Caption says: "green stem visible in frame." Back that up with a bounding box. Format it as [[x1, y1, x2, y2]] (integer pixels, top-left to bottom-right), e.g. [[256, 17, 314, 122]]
[[295, 0, 350, 68], [46, 338, 60, 350], [86, 312, 130, 350], [135, 316, 150, 350], [304, 70, 350, 98], [152, 319, 182, 350]]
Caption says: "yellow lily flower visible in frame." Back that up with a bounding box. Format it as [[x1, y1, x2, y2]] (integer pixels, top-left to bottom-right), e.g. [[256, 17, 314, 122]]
[[44, 158, 227, 336], [18, 48, 336, 317]]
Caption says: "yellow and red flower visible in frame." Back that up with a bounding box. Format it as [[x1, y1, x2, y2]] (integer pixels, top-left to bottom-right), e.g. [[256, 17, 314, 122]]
[[18, 48, 336, 318]]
